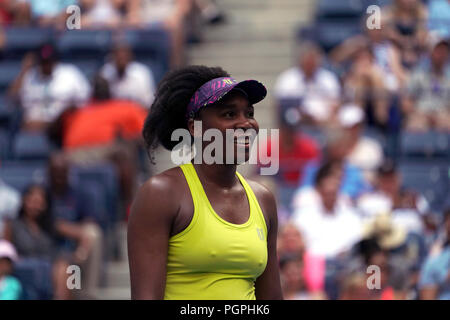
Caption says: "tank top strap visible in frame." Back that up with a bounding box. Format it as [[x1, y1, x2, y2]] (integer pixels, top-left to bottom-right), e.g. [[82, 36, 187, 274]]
[[235, 171, 268, 237], [179, 163, 204, 208]]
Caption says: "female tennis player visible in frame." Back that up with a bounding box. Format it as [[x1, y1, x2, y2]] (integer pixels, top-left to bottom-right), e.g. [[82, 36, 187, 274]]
[[127, 65, 283, 300]]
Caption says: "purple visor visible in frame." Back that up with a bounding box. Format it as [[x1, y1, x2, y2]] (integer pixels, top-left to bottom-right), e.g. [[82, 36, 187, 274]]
[[185, 77, 267, 120]]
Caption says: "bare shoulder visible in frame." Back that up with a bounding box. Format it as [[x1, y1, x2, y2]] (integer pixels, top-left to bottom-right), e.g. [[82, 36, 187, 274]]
[[130, 166, 186, 223], [245, 178, 278, 230]]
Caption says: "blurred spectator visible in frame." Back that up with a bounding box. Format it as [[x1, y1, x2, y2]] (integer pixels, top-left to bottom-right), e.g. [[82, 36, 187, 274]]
[[100, 43, 156, 108], [0, 0, 31, 26], [48, 153, 103, 299], [401, 34, 450, 132], [331, 15, 407, 93], [258, 119, 320, 212], [0, 240, 22, 300], [138, 0, 194, 67], [291, 161, 363, 259], [277, 224, 326, 298], [338, 272, 372, 300], [0, 179, 21, 238], [338, 104, 384, 184], [62, 75, 145, 205], [8, 43, 90, 132], [297, 128, 370, 199], [79, 0, 140, 28], [382, 0, 429, 69], [22, 0, 76, 28], [418, 209, 450, 300], [274, 42, 340, 125], [340, 46, 390, 127], [2, 185, 71, 299], [279, 253, 311, 300], [428, 0, 450, 38], [363, 213, 426, 294], [357, 159, 428, 234], [195, 0, 224, 25]]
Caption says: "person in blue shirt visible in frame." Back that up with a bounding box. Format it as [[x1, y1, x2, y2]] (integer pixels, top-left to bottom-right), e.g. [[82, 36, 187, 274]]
[[0, 240, 22, 300], [299, 128, 370, 199], [418, 209, 450, 300]]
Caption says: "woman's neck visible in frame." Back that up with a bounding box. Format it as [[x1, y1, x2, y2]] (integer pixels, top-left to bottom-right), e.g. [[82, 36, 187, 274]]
[[193, 162, 238, 189]]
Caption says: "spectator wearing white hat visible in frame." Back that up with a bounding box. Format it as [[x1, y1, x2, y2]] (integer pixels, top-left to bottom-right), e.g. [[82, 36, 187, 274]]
[[338, 104, 384, 184], [0, 240, 22, 300]]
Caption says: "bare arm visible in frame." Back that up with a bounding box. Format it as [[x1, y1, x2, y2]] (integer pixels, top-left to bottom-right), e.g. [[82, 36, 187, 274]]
[[127, 175, 179, 300], [251, 182, 283, 300]]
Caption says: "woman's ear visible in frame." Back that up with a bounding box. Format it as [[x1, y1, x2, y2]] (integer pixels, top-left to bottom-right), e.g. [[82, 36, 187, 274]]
[[187, 118, 195, 136]]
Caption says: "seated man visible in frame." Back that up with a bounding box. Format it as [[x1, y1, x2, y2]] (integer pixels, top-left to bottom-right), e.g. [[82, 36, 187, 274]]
[[47, 153, 103, 300], [291, 161, 363, 260], [401, 35, 450, 132], [8, 43, 90, 132], [100, 43, 156, 108]]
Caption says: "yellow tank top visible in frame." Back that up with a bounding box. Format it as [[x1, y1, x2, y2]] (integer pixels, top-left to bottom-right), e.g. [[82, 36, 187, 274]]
[[164, 163, 268, 300]]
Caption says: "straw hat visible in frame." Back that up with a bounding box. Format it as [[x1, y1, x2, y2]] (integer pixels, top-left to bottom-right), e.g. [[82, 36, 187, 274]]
[[363, 214, 407, 250]]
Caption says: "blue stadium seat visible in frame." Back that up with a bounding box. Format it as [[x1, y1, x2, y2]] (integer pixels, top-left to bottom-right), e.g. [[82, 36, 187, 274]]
[[0, 160, 47, 192], [61, 59, 100, 81], [123, 28, 171, 76], [400, 132, 449, 158], [0, 94, 14, 127], [12, 132, 52, 160], [57, 29, 113, 59], [70, 163, 119, 230], [0, 61, 21, 91], [316, 0, 366, 21], [398, 160, 449, 213], [3, 27, 54, 58], [12, 258, 53, 300], [137, 58, 166, 85], [298, 21, 362, 52], [0, 129, 8, 160]]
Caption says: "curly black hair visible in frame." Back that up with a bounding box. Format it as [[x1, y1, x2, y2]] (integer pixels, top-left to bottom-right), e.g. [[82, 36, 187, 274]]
[[142, 65, 230, 157]]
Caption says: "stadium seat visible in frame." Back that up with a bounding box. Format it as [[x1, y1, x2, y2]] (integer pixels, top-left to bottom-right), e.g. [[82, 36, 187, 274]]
[[12, 258, 53, 300], [57, 29, 113, 59], [398, 160, 449, 213], [70, 163, 119, 229], [123, 28, 171, 76], [298, 21, 362, 52], [0, 129, 8, 160], [3, 27, 54, 58], [0, 160, 47, 192], [400, 131, 449, 158], [316, 0, 366, 21], [0, 60, 21, 91], [61, 58, 100, 80], [12, 132, 52, 160]]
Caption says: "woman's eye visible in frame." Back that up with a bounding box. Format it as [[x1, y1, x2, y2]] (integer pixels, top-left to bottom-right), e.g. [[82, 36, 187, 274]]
[[223, 111, 235, 118], [247, 110, 254, 118]]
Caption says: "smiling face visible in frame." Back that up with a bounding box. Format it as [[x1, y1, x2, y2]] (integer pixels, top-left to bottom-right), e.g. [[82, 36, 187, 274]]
[[188, 90, 259, 164]]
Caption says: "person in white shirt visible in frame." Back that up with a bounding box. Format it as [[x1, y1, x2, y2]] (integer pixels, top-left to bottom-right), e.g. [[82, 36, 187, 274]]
[[274, 42, 341, 125], [9, 44, 90, 132], [356, 159, 427, 234], [0, 179, 20, 238], [338, 103, 384, 184], [100, 44, 156, 108], [291, 161, 363, 259]]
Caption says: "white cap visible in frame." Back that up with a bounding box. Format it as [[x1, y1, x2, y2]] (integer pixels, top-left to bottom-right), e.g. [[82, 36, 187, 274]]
[[0, 240, 18, 262], [338, 104, 364, 128], [428, 31, 449, 51]]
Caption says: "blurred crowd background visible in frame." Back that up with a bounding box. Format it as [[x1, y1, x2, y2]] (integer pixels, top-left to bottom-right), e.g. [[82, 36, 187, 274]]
[[0, 0, 448, 300]]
